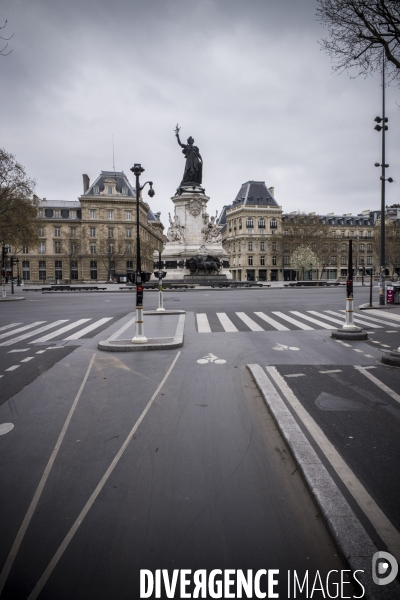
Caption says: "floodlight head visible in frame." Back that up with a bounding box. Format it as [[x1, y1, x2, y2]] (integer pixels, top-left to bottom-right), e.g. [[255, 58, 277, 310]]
[[388, 177, 394, 183], [374, 116, 383, 123], [374, 163, 380, 167], [374, 124, 382, 131]]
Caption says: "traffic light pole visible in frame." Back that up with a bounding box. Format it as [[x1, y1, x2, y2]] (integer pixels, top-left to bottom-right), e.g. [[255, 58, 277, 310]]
[[343, 240, 357, 330], [157, 251, 165, 312]]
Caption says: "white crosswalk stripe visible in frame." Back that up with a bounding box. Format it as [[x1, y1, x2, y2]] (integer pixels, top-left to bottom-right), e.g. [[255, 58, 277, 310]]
[[254, 312, 290, 331], [194, 310, 358, 333], [63, 318, 113, 340], [351, 311, 400, 326], [216, 313, 238, 332], [30, 319, 92, 343], [358, 309, 400, 327], [290, 311, 336, 330], [0, 321, 69, 346], [235, 312, 264, 331], [324, 310, 382, 328], [307, 311, 345, 326], [196, 314, 211, 333], [0, 323, 22, 332], [271, 312, 314, 330], [0, 322, 46, 340]]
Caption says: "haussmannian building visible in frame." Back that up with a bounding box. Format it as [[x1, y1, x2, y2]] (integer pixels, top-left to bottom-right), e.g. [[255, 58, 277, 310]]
[[17, 171, 164, 284], [218, 181, 400, 282]]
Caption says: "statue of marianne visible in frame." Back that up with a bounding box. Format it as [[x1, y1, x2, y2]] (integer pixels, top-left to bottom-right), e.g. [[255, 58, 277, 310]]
[[175, 126, 203, 186]]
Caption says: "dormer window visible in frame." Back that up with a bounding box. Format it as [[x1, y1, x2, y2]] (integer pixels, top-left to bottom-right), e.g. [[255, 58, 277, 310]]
[[93, 186, 99, 194], [108, 186, 113, 195], [122, 187, 128, 195]]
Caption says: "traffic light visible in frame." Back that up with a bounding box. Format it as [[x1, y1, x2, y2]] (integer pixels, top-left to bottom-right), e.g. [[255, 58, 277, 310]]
[[136, 284, 143, 305], [346, 279, 353, 298]]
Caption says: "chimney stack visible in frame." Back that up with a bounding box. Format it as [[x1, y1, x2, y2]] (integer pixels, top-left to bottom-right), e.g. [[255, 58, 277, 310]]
[[83, 174, 90, 193], [268, 186, 275, 198]]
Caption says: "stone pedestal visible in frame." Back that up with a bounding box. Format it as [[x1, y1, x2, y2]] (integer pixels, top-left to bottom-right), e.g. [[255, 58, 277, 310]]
[[156, 186, 231, 281]]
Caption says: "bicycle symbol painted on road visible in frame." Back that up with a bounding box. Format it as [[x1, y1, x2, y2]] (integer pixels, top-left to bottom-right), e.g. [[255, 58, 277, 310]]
[[197, 353, 227, 365], [272, 343, 299, 352]]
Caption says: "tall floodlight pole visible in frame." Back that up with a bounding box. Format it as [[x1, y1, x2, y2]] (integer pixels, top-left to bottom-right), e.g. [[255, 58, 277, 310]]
[[130, 163, 155, 344], [374, 52, 393, 305]]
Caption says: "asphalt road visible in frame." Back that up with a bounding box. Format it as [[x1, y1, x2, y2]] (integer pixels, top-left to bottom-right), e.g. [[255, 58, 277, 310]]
[[0, 287, 399, 599]]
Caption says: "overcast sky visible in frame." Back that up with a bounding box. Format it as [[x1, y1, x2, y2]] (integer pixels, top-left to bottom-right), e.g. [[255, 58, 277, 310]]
[[2, 0, 399, 222]]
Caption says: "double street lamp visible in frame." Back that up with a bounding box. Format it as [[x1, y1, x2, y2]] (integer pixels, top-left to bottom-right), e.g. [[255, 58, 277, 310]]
[[130, 163, 154, 343], [374, 52, 394, 305]]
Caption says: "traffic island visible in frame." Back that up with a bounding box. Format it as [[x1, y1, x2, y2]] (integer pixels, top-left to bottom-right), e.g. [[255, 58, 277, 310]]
[[98, 312, 185, 352], [331, 328, 368, 341], [382, 350, 400, 367]]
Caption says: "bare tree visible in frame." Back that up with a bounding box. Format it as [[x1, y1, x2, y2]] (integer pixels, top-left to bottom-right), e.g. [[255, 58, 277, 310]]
[[0, 20, 13, 56], [373, 216, 400, 275], [0, 148, 38, 250], [316, 0, 400, 82]]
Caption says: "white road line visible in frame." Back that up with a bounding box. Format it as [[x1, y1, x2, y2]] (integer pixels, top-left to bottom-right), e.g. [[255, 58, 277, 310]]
[[324, 310, 382, 328], [27, 351, 181, 600], [108, 316, 136, 341], [290, 311, 336, 330], [353, 349, 363, 353], [386, 331, 398, 333], [0, 354, 97, 596], [196, 313, 211, 333], [0, 323, 22, 332], [319, 370, 342, 373], [308, 311, 345, 326], [30, 319, 92, 343], [216, 313, 238, 332], [5, 365, 20, 371], [8, 349, 29, 353], [366, 310, 400, 323], [235, 312, 264, 332], [342, 310, 400, 327], [63, 318, 113, 340], [0, 321, 69, 347], [266, 366, 400, 561], [284, 373, 305, 378], [253, 312, 290, 331], [355, 366, 400, 405], [271, 311, 314, 330], [20, 357, 34, 363], [0, 322, 46, 340]]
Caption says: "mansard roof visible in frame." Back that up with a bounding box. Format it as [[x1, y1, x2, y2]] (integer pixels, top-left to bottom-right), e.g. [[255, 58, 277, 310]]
[[85, 171, 136, 197], [281, 211, 379, 227], [232, 181, 279, 208]]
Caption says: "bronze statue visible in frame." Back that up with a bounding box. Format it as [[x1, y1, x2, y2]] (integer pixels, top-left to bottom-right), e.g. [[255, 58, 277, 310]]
[[175, 124, 203, 186]]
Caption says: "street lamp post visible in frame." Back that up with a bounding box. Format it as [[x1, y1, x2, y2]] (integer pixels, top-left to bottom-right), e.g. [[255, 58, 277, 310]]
[[374, 51, 394, 305], [130, 163, 155, 343], [309, 263, 312, 282]]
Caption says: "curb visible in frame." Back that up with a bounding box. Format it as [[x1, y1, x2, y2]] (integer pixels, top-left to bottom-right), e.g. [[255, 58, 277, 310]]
[[247, 364, 400, 600], [98, 313, 185, 352], [0, 296, 25, 302], [359, 303, 400, 312]]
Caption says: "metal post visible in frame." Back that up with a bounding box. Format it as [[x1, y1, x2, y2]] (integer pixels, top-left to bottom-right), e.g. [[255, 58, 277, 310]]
[[157, 250, 165, 312], [132, 164, 147, 343], [343, 240, 357, 330], [379, 52, 386, 306], [369, 268, 373, 307], [17, 259, 20, 286], [11, 258, 14, 295]]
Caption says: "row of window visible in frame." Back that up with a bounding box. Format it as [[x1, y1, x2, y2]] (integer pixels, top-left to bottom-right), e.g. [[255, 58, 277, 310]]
[[231, 255, 374, 267], [21, 260, 135, 280], [39, 224, 137, 238], [92, 186, 129, 195], [37, 242, 136, 255], [229, 241, 374, 253], [38, 209, 134, 220]]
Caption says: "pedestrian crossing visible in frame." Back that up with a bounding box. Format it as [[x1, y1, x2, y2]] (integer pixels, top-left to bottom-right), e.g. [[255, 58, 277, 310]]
[[0, 318, 114, 347], [195, 309, 400, 333]]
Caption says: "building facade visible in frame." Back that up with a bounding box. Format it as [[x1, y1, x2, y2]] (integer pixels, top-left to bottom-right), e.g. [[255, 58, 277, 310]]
[[219, 181, 400, 282], [16, 171, 164, 284]]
